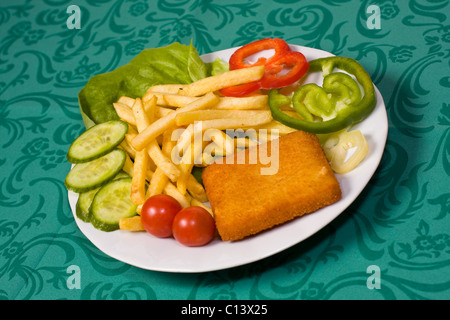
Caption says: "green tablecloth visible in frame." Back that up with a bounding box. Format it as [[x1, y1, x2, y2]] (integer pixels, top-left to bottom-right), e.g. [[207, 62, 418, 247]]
[[1, 0, 449, 300]]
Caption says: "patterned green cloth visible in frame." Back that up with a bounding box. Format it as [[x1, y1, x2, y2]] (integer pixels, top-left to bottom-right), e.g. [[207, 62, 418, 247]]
[[0, 0, 449, 300]]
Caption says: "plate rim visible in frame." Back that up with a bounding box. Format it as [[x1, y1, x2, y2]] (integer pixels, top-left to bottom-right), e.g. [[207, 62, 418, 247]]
[[68, 44, 388, 273]]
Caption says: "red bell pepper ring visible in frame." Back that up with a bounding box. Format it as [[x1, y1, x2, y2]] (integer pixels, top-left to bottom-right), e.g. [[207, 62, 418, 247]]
[[228, 38, 291, 70], [219, 81, 262, 97], [220, 38, 309, 97], [260, 51, 309, 89]]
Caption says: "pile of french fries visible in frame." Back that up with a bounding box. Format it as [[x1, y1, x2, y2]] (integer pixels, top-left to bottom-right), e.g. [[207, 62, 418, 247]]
[[114, 65, 296, 232]]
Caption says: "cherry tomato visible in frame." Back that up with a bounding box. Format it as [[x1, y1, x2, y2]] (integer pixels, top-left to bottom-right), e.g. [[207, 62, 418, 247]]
[[140, 194, 182, 238], [172, 206, 216, 247]]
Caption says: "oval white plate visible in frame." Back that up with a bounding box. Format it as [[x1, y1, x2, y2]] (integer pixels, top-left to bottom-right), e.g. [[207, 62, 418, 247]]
[[68, 45, 388, 273]]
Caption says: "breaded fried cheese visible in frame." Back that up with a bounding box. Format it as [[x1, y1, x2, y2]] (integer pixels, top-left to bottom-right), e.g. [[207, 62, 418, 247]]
[[202, 130, 341, 241]]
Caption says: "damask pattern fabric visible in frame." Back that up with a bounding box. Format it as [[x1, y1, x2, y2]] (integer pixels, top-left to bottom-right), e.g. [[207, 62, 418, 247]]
[[0, 0, 449, 300]]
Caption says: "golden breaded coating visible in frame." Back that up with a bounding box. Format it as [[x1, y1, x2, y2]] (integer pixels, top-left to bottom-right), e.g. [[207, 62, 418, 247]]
[[202, 130, 341, 241]]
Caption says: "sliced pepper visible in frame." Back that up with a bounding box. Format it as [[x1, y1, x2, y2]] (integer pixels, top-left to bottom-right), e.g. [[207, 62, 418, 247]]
[[292, 83, 334, 121], [260, 51, 309, 89], [268, 56, 376, 134], [228, 38, 291, 70], [220, 38, 309, 97], [219, 81, 261, 97]]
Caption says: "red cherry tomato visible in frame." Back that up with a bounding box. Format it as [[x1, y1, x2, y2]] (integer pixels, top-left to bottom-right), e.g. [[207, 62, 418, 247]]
[[140, 194, 182, 238], [172, 206, 216, 247]]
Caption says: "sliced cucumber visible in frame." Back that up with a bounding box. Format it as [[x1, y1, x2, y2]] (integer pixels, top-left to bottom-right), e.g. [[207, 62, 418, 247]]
[[76, 187, 99, 222], [65, 149, 126, 193], [75, 170, 131, 222], [90, 178, 137, 232], [67, 120, 128, 163]]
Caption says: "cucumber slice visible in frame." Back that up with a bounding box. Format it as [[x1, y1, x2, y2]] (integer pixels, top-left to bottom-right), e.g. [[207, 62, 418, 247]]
[[90, 178, 137, 232], [75, 170, 131, 222], [65, 149, 126, 193], [113, 170, 131, 180], [67, 120, 128, 163], [76, 187, 99, 222]]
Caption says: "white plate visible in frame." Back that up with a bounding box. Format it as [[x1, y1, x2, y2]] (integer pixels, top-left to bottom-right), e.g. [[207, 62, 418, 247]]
[[68, 45, 388, 273]]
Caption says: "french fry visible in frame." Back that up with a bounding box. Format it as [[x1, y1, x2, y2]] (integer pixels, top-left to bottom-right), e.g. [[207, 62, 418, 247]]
[[171, 124, 194, 163], [176, 121, 205, 195], [143, 94, 157, 123], [122, 148, 190, 209], [113, 102, 136, 126], [163, 181, 191, 208], [132, 98, 148, 130], [160, 94, 198, 108], [117, 96, 136, 107], [132, 97, 181, 181], [147, 140, 180, 182], [190, 198, 213, 217], [201, 142, 229, 162], [143, 168, 191, 208], [177, 144, 194, 195], [161, 127, 177, 157], [256, 129, 280, 144], [125, 133, 137, 150], [255, 120, 297, 135], [147, 166, 168, 197], [119, 123, 139, 159], [127, 124, 138, 135], [234, 137, 259, 149], [145, 84, 187, 95], [130, 149, 149, 207], [203, 129, 234, 156], [126, 132, 161, 173], [179, 65, 265, 97], [122, 153, 135, 177], [120, 140, 136, 160], [119, 216, 145, 232], [187, 180, 208, 203], [131, 92, 219, 151], [201, 150, 216, 166], [152, 94, 268, 110], [142, 92, 166, 106], [151, 128, 175, 195], [198, 111, 273, 131], [143, 92, 198, 108], [155, 106, 175, 118], [114, 60, 297, 227], [191, 123, 205, 166], [175, 110, 271, 126], [187, 174, 206, 198], [215, 95, 268, 110]]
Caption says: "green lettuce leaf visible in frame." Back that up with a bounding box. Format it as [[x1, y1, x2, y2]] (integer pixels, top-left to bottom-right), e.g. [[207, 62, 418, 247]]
[[210, 57, 229, 76], [78, 42, 208, 128]]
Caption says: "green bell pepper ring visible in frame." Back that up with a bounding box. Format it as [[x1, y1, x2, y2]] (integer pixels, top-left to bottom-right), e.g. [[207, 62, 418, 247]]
[[268, 56, 376, 134], [292, 83, 336, 121]]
